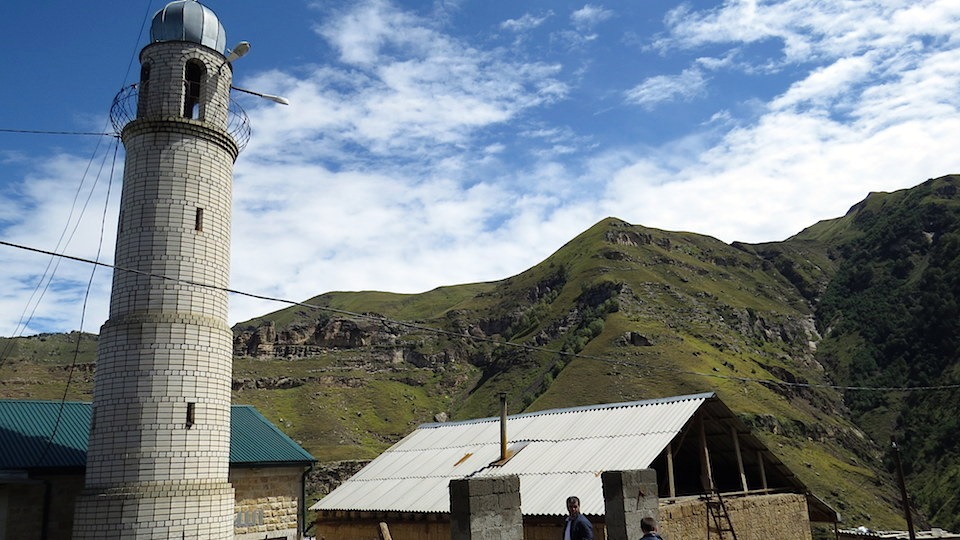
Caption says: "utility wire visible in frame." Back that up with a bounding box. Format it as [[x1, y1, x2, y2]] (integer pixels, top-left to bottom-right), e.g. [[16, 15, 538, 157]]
[[0, 138, 118, 360], [36, 142, 119, 466], [2, 238, 959, 394], [7, 0, 157, 456], [0, 128, 115, 137]]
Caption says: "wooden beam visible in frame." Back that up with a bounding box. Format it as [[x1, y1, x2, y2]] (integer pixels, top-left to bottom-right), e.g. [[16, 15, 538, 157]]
[[758, 450, 768, 491], [667, 442, 676, 498], [699, 413, 715, 492], [379, 522, 393, 540], [731, 425, 747, 493]]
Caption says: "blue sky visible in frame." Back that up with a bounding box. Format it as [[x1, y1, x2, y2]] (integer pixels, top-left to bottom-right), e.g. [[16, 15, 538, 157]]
[[2, 0, 960, 335]]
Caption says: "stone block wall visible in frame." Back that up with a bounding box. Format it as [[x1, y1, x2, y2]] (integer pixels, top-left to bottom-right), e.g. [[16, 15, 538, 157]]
[[523, 519, 606, 540], [1, 469, 305, 540], [449, 475, 523, 540], [313, 520, 449, 540], [659, 492, 812, 540], [137, 41, 233, 129], [2, 475, 85, 540], [231, 466, 305, 540], [602, 469, 659, 540]]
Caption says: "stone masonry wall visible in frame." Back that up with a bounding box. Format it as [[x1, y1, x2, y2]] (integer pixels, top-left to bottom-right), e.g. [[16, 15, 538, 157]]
[[659, 492, 812, 540], [450, 475, 523, 540], [231, 467, 305, 540], [602, 469, 659, 540], [313, 520, 449, 540], [3, 475, 85, 540]]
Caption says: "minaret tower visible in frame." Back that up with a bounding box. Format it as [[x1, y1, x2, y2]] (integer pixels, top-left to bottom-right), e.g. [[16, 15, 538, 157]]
[[73, 1, 245, 537]]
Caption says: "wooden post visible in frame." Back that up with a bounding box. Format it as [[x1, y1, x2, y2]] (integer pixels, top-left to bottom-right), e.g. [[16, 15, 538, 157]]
[[731, 425, 747, 493], [699, 414, 714, 492], [757, 450, 768, 491], [891, 437, 916, 540], [667, 442, 676, 498], [379, 522, 393, 540], [499, 392, 508, 462]]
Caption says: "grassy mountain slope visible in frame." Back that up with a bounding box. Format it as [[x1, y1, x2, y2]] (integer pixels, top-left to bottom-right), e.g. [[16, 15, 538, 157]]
[[9, 176, 960, 532], [228, 218, 901, 528], [786, 175, 960, 530]]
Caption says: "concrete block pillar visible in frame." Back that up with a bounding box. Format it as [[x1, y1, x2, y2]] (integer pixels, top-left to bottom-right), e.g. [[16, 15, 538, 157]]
[[602, 469, 659, 540], [449, 475, 523, 540]]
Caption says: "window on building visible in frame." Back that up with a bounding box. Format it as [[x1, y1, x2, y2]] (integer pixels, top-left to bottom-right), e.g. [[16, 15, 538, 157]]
[[184, 60, 205, 119], [138, 63, 151, 117], [186, 402, 196, 428], [195, 208, 204, 232]]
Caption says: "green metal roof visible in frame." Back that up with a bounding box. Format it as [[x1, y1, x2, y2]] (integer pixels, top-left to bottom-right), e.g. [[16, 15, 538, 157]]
[[0, 400, 90, 469], [0, 400, 314, 470], [229, 405, 315, 465]]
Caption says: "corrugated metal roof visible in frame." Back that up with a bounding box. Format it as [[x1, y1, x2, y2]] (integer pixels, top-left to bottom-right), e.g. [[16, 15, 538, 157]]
[[0, 400, 315, 470], [230, 405, 315, 465], [313, 393, 712, 516], [0, 401, 90, 469]]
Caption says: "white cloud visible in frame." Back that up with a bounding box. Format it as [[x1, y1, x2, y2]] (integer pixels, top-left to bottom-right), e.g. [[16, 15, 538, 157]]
[[624, 68, 707, 109], [7, 0, 960, 335], [601, 22, 960, 243], [501, 12, 553, 32], [129, 0, 960, 326], [659, 0, 960, 67], [571, 4, 613, 30], [770, 55, 873, 111], [0, 152, 118, 335], [242, 1, 567, 165]]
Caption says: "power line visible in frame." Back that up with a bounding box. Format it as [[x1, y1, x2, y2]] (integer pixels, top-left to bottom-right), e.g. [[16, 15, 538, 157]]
[[0, 128, 115, 137], [0, 138, 121, 356], [29, 0, 160, 458], [2, 238, 960, 394], [36, 142, 120, 466]]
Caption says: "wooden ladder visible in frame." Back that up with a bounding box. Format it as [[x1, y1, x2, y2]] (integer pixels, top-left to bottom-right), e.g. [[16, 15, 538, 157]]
[[704, 490, 738, 540]]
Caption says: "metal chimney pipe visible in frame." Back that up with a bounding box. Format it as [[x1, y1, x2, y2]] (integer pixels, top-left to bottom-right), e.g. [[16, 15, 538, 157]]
[[499, 392, 508, 462]]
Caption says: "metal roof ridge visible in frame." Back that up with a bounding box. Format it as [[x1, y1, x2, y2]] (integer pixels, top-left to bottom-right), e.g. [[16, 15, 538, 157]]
[[0, 399, 88, 405], [417, 392, 716, 429]]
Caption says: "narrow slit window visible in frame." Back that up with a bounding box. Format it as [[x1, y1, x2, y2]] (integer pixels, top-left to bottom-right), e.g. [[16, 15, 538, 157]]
[[186, 402, 196, 428], [194, 207, 204, 232], [184, 61, 205, 119], [137, 63, 151, 117]]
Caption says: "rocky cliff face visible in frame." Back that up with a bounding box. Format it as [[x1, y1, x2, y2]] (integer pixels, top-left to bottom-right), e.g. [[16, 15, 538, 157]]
[[234, 318, 394, 358], [234, 316, 486, 374]]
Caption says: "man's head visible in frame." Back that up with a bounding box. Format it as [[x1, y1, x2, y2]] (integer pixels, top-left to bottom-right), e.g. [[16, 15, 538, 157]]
[[566, 496, 581, 516], [641, 516, 658, 533]]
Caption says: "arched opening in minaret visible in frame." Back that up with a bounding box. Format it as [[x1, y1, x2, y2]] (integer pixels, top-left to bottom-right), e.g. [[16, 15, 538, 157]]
[[184, 60, 206, 119]]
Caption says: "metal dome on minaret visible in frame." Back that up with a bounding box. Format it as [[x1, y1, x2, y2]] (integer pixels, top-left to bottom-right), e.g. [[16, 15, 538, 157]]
[[74, 1, 244, 537], [150, 0, 227, 52]]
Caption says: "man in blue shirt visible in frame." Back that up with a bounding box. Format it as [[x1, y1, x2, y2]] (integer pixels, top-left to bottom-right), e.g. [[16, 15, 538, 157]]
[[563, 496, 593, 540]]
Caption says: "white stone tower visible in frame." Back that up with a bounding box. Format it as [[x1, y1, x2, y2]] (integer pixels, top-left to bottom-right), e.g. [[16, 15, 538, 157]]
[[73, 1, 245, 537]]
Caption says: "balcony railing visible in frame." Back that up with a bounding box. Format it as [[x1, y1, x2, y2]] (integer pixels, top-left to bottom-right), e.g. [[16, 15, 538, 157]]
[[110, 84, 251, 153]]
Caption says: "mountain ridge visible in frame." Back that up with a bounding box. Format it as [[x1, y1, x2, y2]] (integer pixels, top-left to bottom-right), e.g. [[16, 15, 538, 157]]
[[6, 175, 960, 533]]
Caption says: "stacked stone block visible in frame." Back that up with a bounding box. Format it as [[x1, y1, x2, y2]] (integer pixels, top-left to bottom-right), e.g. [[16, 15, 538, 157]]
[[449, 475, 523, 540], [230, 467, 305, 540], [659, 492, 812, 540], [602, 469, 659, 540], [73, 38, 239, 539]]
